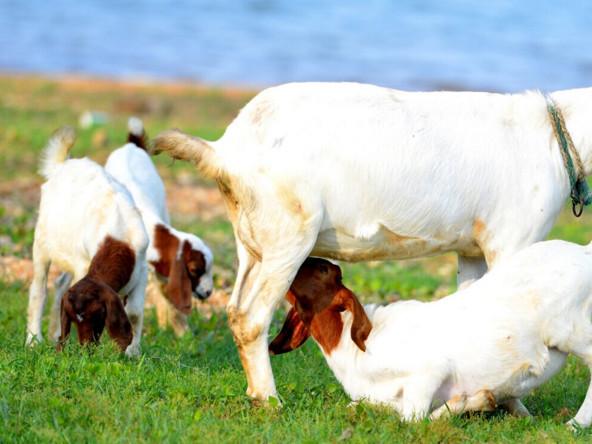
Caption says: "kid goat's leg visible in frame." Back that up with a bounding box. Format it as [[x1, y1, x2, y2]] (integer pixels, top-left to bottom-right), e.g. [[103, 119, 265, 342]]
[[430, 390, 497, 420], [26, 243, 50, 345], [48, 272, 73, 342], [124, 265, 147, 357]]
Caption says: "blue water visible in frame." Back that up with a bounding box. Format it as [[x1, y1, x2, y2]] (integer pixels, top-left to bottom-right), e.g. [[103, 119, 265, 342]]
[[1, 0, 591, 92]]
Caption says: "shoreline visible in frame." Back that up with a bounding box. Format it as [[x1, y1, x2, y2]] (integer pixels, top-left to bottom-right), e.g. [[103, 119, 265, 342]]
[[0, 70, 259, 97]]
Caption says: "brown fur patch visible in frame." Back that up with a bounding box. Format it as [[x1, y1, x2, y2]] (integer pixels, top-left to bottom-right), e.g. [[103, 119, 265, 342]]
[[150, 224, 180, 277], [150, 224, 194, 312], [128, 132, 148, 150], [88, 236, 135, 292]]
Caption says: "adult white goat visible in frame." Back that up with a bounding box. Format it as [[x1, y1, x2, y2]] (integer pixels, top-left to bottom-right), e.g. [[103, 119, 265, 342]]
[[153, 82, 592, 402]]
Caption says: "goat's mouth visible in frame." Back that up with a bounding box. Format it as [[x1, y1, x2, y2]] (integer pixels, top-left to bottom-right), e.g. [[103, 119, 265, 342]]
[[193, 288, 212, 301]]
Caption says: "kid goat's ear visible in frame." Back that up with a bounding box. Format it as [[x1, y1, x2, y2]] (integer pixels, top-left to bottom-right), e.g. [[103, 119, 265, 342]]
[[166, 254, 193, 314], [341, 289, 372, 352], [269, 293, 311, 355], [101, 287, 133, 352]]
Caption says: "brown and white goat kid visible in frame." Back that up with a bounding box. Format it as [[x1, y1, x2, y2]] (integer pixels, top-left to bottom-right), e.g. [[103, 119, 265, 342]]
[[104, 118, 214, 336], [26, 127, 148, 355], [271, 241, 592, 427], [153, 83, 592, 402]]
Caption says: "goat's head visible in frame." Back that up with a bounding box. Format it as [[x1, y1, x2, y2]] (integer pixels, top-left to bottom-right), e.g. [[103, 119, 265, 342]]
[[152, 225, 214, 314], [58, 277, 132, 352], [181, 235, 214, 301], [269, 258, 372, 356]]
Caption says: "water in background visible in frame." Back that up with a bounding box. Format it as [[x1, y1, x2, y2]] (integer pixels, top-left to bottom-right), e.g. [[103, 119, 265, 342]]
[[1, 0, 591, 92]]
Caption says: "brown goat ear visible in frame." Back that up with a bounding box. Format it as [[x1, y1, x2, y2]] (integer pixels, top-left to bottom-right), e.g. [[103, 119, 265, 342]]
[[101, 288, 132, 352], [269, 307, 311, 355], [341, 289, 372, 352], [165, 254, 192, 314], [57, 297, 72, 352]]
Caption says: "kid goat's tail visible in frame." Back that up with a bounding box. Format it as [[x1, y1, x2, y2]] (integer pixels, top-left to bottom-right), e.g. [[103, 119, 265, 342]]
[[39, 126, 76, 179]]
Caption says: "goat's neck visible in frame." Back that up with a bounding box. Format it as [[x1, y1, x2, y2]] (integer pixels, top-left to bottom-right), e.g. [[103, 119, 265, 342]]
[[550, 88, 592, 176], [87, 236, 135, 292], [315, 307, 378, 393]]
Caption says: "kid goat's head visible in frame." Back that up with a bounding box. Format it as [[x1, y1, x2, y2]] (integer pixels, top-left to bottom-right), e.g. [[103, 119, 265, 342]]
[[58, 278, 132, 352], [269, 258, 372, 355]]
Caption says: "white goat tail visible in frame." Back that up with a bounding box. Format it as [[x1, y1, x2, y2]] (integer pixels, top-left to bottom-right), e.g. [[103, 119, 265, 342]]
[[151, 130, 222, 180], [39, 126, 76, 179]]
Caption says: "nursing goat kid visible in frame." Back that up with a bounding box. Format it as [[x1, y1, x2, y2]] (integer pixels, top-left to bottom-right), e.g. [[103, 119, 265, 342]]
[[271, 241, 592, 428], [105, 118, 214, 336], [152, 82, 592, 401], [26, 127, 148, 355]]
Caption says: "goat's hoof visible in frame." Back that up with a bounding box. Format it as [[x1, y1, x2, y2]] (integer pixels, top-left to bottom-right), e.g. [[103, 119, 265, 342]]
[[124, 344, 141, 358], [25, 334, 42, 347], [247, 392, 282, 409], [566, 419, 582, 433]]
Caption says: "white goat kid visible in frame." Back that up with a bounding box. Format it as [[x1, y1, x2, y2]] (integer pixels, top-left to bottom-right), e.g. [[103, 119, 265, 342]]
[[271, 241, 592, 428], [26, 127, 148, 356], [105, 118, 214, 336], [153, 83, 592, 401]]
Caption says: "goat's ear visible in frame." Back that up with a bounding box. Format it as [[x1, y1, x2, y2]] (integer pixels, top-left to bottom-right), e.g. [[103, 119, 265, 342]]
[[342, 289, 372, 352], [269, 306, 311, 355], [57, 297, 72, 352], [165, 254, 192, 314], [102, 288, 132, 352]]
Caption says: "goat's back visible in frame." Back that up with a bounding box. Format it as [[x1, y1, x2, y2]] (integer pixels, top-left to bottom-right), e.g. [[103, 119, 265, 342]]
[[37, 158, 147, 268], [105, 144, 169, 224]]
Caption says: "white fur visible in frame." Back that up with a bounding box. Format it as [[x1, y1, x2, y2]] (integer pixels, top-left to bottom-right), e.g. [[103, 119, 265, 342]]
[[154, 82, 592, 400], [26, 128, 149, 356], [105, 142, 214, 300], [315, 240, 592, 427]]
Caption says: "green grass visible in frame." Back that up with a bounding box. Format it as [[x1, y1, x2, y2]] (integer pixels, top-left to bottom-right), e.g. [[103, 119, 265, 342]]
[[2, 74, 592, 442]]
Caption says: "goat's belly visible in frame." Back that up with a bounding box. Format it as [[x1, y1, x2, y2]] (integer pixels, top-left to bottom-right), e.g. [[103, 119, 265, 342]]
[[311, 225, 479, 262], [491, 349, 567, 402]]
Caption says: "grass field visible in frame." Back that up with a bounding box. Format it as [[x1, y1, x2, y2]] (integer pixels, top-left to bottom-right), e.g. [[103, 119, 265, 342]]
[[2, 74, 592, 443]]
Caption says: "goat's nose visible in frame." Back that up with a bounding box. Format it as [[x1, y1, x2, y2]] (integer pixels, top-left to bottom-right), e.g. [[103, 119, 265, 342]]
[[205, 289, 213, 298]]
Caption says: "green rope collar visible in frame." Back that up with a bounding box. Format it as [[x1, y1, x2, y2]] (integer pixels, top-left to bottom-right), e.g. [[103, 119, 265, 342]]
[[546, 96, 592, 217]]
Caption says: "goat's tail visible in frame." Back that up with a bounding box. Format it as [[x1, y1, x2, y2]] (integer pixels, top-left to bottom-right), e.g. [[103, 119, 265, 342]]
[[127, 116, 148, 151], [39, 126, 76, 179], [151, 129, 222, 180]]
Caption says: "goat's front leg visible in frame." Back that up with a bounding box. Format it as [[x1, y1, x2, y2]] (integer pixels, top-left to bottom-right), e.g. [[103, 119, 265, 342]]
[[430, 390, 497, 420], [124, 266, 147, 357], [26, 244, 50, 345]]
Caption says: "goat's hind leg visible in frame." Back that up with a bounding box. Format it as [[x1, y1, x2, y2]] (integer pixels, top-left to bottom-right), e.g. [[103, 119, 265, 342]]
[[430, 390, 497, 420], [227, 236, 316, 402], [566, 346, 592, 429]]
